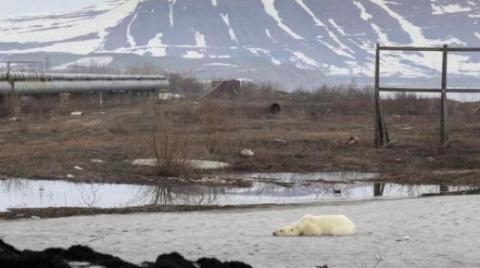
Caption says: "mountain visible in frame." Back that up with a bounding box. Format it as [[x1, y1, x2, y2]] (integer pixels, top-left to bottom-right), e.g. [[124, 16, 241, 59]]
[[1, 0, 480, 89]]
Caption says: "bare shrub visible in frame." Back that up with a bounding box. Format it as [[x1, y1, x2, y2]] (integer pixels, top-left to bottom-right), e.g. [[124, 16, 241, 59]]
[[151, 108, 194, 177]]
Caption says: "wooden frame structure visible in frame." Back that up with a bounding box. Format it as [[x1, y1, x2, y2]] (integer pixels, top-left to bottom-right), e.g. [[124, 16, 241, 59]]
[[374, 44, 480, 148]]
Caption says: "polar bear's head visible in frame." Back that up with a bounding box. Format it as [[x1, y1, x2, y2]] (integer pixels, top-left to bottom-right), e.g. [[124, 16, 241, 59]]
[[272, 225, 301, 236]]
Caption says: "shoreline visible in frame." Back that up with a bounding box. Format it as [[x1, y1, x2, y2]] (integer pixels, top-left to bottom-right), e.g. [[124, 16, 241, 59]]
[[1, 191, 478, 221]]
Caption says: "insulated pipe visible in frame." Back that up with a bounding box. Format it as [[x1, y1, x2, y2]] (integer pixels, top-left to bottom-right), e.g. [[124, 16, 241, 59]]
[[0, 80, 168, 96], [0, 72, 166, 81]]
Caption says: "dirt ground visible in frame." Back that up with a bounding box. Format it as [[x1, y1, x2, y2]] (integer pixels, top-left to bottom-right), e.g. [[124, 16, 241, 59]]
[[1, 195, 479, 268], [1, 96, 480, 186]]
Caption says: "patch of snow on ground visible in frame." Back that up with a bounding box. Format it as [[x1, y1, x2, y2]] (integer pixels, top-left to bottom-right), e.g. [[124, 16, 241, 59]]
[[211, 0, 217, 6], [132, 159, 229, 169], [260, 0, 304, 40], [475, 32, 480, 40], [220, 13, 239, 43]]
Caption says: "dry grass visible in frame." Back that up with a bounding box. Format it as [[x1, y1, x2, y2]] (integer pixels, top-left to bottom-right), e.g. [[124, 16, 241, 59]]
[[1, 82, 480, 186]]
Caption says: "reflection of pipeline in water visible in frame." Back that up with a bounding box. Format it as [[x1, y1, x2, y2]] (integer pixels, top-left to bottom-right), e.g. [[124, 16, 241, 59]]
[[140, 183, 226, 206]]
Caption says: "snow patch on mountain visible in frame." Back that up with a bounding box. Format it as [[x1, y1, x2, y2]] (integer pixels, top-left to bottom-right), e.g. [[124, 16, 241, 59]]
[[146, 33, 167, 57], [432, 3, 472, 14], [169, 0, 176, 27], [0, 0, 140, 48], [52, 56, 114, 70], [203, 62, 237, 67], [260, 0, 304, 40], [220, 13, 239, 43], [183, 50, 204, 59], [193, 30, 207, 47], [1, 0, 480, 90], [291, 51, 320, 69], [368, 0, 429, 45], [353, 1, 373, 21], [295, 0, 323, 26], [126, 12, 139, 47]]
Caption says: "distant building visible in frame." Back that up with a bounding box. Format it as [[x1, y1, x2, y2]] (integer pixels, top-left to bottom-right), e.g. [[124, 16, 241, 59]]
[[201, 79, 241, 99]]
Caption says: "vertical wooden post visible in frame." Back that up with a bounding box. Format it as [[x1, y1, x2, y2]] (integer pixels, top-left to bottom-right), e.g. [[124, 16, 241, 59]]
[[99, 92, 104, 108], [440, 44, 449, 148], [374, 44, 381, 147], [374, 44, 389, 147], [374, 183, 385, 197]]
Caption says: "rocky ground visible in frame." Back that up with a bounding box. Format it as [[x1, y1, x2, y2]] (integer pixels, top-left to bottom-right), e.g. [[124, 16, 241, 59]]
[[1, 195, 479, 268]]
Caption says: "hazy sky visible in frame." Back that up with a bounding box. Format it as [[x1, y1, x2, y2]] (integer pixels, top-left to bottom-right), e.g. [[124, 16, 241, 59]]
[[0, 0, 102, 19]]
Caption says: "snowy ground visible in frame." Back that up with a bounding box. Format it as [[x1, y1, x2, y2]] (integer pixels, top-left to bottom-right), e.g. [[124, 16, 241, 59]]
[[1, 196, 479, 268]]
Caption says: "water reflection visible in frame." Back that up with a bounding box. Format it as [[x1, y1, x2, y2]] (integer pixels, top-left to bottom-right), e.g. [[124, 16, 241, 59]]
[[0, 176, 478, 212], [136, 184, 225, 206], [230, 172, 380, 183]]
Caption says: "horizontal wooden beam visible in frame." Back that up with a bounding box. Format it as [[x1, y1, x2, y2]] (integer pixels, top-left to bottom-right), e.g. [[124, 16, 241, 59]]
[[379, 87, 480, 93], [446, 47, 480, 52], [379, 87, 441, 93], [447, 88, 480, 93], [379, 46, 443, 52], [379, 46, 480, 52]]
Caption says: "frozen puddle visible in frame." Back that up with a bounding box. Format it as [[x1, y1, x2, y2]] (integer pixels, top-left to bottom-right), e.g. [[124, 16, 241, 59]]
[[0, 174, 476, 212]]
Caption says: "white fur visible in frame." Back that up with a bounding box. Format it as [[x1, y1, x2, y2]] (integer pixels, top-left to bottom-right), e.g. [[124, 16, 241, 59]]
[[273, 215, 356, 236]]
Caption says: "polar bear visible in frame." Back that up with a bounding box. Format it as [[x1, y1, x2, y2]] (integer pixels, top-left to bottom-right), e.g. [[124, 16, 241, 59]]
[[272, 215, 356, 236]]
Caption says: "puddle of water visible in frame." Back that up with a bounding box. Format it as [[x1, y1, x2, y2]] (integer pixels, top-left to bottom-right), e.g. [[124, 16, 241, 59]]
[[0, 174, 476, 212], [230, 172, 380, 183]]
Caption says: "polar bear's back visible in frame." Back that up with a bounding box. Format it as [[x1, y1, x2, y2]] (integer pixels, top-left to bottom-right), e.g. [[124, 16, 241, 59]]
[[299, 215, 356, 236]]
